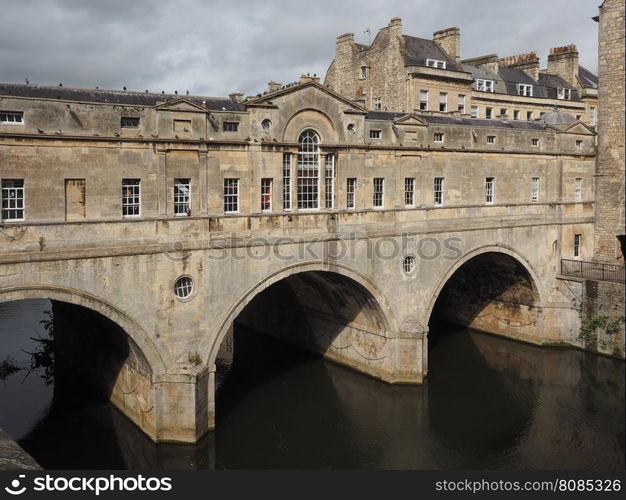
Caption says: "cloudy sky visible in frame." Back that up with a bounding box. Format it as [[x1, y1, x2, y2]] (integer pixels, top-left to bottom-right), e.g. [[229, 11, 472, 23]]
[[1, 0, 599, 97]]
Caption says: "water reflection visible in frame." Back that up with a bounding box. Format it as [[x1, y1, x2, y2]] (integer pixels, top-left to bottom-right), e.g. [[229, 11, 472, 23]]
[[0, 301, 623, 469]]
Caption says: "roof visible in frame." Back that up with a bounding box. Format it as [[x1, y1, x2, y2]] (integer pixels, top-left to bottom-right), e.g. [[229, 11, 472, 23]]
[[538, 73, 580, 100], [578, 65, 598, 89], [540, 109, 577, 125], [0, 83, 246, 111], [463, 63, 508, 93], [498, 67, 547, 98], [367, 111, 546, 130], [402, 35, 459, 71]]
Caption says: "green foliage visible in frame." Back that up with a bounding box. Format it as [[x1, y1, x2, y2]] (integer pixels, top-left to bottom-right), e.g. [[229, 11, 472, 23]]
[[579, 314, 624, 340], [188, 351, 202, 366]]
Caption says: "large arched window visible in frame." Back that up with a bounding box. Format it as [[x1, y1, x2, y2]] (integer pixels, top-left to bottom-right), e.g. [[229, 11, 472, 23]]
[[297, 130, 320, 209]]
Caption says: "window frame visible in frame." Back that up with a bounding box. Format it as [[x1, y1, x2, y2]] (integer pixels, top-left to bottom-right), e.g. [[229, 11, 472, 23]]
[[433, 177, 444, 206], [574, 234, 582, 258], [223, 121, 239, 133], [1, 179, 25, 222], [121, 178, 141, 218], [346, 177, 356, 209], [369, 129, 382, 140], [297, 130, 320, 210], [476, 79, 495, 92], [373, 97, 382, 110], [518, 84, 533, 97], [487, 135, 496, 145], [282, 153, 292, 211], [0, 111, 24, 125], [433, 132, 444, 143], [485, 176, 495, 204], [531, 177, 540, 203], [261, 178, 272, 212], [439, 92, 447, 112], [404, 177, 415, 207], [419, 90, 429, 111], [373, 177, 384, 209], [174, 178, 191, 216], [457, 94, 466, 113], [120, 116, 140, 128], [224, 178, 240, 214], [426, 59, 446, 69], [574, 178, 582, 202]]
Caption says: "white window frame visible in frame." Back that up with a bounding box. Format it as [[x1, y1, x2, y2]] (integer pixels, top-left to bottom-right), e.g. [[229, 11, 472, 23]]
[[433, 132, 444, 143], [518, 84, 533, 97], [0, 111, 24, 125], [224, 178, 240, 214], [1, 179, 25, 221], [574, 178, 582, 202], [531, 177, 540, 203], [297, 130, 320, 210], [373, 97, 382, 110], [122, 179, 141, 218], [434, 177, 444, 206], [531, 138, 539, 147], [324, 154, 335, 209], [557, 88, 571, 100], [346, 177, 356, 209], [373, 178, 384, 208], [174, 178, 191, 216], [404, 177, 415, 207], [574, 234, 581, 258], [261, 178, 272, 212], [439, 92, 447, 112], [470, 106, 479, 119], [282, 153, 291, 211], [370, 130, 381, 139], [487, 135, 496, 145], [513, 110, 521, 120], [457, 94, 466, 113], [426, 59, 446, 69], [485, 177, 495, 204], [419, 90, 429, 111], [476, 79, 494, 92], [359, 66, 368, 80]]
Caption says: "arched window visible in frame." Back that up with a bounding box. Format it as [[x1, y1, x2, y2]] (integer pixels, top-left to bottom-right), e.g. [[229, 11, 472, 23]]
[[297, 130, 320, 209]]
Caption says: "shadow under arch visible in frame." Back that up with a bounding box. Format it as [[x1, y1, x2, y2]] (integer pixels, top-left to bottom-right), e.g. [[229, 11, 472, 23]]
[[426, 246, 545, 345], [205, 261, 398, 371], [0, 285, 166, 376]]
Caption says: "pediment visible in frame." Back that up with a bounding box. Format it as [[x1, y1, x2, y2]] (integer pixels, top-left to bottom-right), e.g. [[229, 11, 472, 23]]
[[155, 98, 207, 112], [548, 121, 596, 135], [393, 114, 428, 126]]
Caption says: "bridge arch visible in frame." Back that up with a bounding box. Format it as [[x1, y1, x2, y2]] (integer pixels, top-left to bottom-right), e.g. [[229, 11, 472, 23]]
[[205, 261, 399, 370], [0, 285, 166, 376], [426, 245, 545, 343]]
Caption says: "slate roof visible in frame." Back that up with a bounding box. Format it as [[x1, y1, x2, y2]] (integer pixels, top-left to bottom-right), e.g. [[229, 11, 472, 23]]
[[540, 109, 577, 125], [0, 83, 246, 111], [538, 73, 580, 100], [578, 66, 598, 89], [498, 67, 547, 98], [462, 63, 508, 93], [366, 111, 546, 130], [402, 35, 460, 71]]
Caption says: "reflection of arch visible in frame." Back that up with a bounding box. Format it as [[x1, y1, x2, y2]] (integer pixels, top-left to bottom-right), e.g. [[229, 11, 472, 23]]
[[282, 108, 337, 143], [0, 285, 166, 376], [204, 261, 397, 367], [426, 245, 544, 325]]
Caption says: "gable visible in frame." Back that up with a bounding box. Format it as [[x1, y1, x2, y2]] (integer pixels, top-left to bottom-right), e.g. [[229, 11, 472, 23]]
[[155, 98, 207, 112], [558, 122, 596, 135], [393, 114, 427, 126]]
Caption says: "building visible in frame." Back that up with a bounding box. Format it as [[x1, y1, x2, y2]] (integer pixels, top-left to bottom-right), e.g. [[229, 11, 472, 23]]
[[324, 18, 598, 125]]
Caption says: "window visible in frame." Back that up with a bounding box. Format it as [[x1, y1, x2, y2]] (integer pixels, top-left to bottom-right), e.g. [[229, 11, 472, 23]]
[[531, 138, 539, 147], [282, 153, 291, 210], [486, 107, 493, 119], [500, 108, 508, 117], [346, 178, 356, 209], [122, 179, 141, 217], [373, 97, 382, 110], [433, 132, 444, 143], [1, 179, 24, 221], [297, 130, 319, 210], [347, 123, 356, 134], [173, 276, 193, 300], [359, 66, 369, 79], [457, 94, 466, 113], [527, 111, 534, 121], [471, 106, 479, 119], [223, 121, 239, 132], [576, 139, 583, 148], [373, 178, 384, 208], [174, 178, 191, 216], [574, 234, 581, 257], [370, 130, 381, 139], [419, 90, 429, 110], [531, 177, 540, 202], [404, 177, 415, 207], [557, 88, 571, 100], [513, 110, 521, 120], [575, 178, 582, 202], [439, 92, 447, 112], [121, 117, 140, 128], [224, 178, 239, 213], [426, 59, 446, 69], [173, 119, 191, 132], [0, 111, 23, 124], [324, 154, 335, 209], [433, 177, 444, 206], [589, 107, 596, 126], [518, 84, 533, 96], [262, 119, 272, 131], [476, 79, 494, 92], [485, 177, 495, 204], [403, 256, 416, 274], [261, 178, 272, 212], [487, 135, 496, 144]]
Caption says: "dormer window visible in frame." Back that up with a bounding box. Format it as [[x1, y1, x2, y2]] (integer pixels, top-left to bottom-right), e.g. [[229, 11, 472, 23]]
[[359, 66, 369, 80], [476, 79, 494, 92], [557, 88, 571, 100], [426, 59, 446, 69], [518, 84, 533, 97], [0, 111, 23, 124]]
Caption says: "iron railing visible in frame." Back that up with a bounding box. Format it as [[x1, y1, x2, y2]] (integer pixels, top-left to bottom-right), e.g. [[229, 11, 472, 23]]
[[561, 259, 625, 283]]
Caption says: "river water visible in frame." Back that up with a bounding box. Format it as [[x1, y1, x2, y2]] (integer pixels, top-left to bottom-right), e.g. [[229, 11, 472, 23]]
[[0, 299, 624, 469]]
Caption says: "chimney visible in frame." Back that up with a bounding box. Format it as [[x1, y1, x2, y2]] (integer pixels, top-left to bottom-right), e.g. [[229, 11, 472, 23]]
[[461, 54, 499, 74], [267, 81, 282, 92], [433, 27, 461, 67], [547, 45, 579, 86], [299, 74, 320, 84], [229, 92, 244, 103], [500, 52, 540, 81], [388, 17, 403, 37]]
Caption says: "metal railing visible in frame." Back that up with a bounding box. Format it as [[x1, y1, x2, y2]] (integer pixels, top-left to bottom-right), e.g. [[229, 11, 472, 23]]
[[561, 259, 625, 283]]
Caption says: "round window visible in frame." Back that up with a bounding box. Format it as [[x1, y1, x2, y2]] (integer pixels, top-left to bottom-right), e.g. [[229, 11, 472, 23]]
[[174, 276, 193, 299], [347, 123, 356, 134], [262, 119, 272, 131], [402, 256, 416, 274]]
